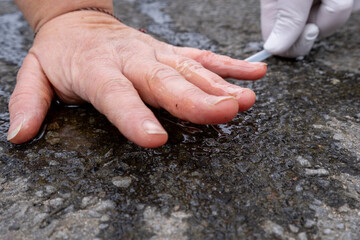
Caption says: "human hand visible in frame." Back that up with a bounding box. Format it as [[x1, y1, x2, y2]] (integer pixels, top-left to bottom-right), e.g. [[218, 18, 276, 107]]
[[7, 11, 267, 148], [261, 0, 360, 58]]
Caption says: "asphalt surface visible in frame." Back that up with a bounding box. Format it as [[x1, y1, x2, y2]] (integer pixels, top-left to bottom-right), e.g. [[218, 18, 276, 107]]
[[0, 0, 360, 239]]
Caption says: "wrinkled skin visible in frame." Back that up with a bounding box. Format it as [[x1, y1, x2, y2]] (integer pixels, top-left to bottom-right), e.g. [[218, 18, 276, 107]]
[[8, 11, 266, 148]]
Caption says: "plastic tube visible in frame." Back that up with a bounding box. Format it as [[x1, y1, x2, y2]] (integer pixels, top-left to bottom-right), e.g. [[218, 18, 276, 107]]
[[245, 50, 272, 62]]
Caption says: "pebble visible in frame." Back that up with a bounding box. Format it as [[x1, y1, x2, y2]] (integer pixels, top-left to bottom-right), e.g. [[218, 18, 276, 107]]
[[296, 156, 311, 167], [263, 220, 284, 238], [99, 224, 109, 230], [81, 196, 92, 208], [312, 199, 323, 206], [289, 224, 299, 233], [19, 183, 29, 192], [295, 185, 303, 192], [0, 177, 6, 184], [43, 205, 51, 213], [104, 149, 113, 158], [304, 219, 316, 228], [45, 185, 56, 194], [33, 213, 48, 225], [136, 204, 145, 211], [112, 176, 132, 188], [49, 198, 64, 208], [100, 215, 110, 222], [237, 226, 243, 234], [323, 228, 332, 235], [49, 160, 59, 166], [305, 168, 329, 177], [89, 210, 102, 218], [8, 223, 20, 231], [316, 179, 330, 188], [45, 131, 61, 145], [331, 78, 340, 85], [35, 190, 44, 198], [297, 232, 308, 240], [47, 121, 60, 130], [95, 200, 116, 213], [333, 133, 343, 140], [336, 223, 345, 230], [59, 192, 71, 199], [81, 196, 98, 208], [338, 204, 350, 213], [313, 124, 323, 129], [64, 204, 74, 213], [54, 230, 69, 239]]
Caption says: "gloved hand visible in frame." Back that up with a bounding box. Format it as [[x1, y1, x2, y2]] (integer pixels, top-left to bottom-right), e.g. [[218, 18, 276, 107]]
[[261, 0, 360, 58]]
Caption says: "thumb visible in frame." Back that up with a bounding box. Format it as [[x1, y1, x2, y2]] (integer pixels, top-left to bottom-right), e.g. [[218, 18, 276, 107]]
[[8, 52, 54, 144], [264, 0, 313, 55]]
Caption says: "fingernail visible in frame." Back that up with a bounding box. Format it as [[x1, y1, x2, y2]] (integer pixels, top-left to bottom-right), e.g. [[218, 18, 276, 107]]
[[249, 62, 267, 66], [305, 30, 319, 40], [7, 113, 24, 141], [206, 96, 236, 105], [143, 120, 167, 135], [304, 23, 319, 41]]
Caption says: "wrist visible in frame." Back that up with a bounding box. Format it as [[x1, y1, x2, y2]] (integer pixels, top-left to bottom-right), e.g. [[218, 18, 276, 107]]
[[14, 0, 113, 32]]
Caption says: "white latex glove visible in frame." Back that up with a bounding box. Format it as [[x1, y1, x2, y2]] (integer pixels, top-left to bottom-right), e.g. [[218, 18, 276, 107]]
[[261, 0, 360, 58]]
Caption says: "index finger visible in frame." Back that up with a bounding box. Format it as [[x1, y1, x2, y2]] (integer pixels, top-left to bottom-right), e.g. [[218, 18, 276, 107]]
[[173, 48, 267, 80]]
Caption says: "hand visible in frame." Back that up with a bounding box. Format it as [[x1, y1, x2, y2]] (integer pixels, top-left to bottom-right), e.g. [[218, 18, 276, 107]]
[[261, 0, 360, 58], [7, 11, 267, 148]]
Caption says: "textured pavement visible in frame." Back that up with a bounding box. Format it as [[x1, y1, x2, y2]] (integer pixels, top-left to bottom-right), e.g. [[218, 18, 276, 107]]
[[1, 0, 360, 239]]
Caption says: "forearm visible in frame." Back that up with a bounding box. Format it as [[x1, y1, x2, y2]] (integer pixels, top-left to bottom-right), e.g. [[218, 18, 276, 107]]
[[14, 0, 113, 31]]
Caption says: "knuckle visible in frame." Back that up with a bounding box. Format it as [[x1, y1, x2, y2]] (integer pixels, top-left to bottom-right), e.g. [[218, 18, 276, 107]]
[[169, 87, 200, 113], [198, 50, 215, 61], [93, 78, 134, 105], [175, 58, 203, 74], [181, 87, 201, 101], [8, 91, 27, 109], [101, 79, 133, 95], [197, 50, 232, 65], [277, 9, 306, 27], [146, 65, 178, 84], [328, 0, 353, 12], [8, 89, 51, 110]]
